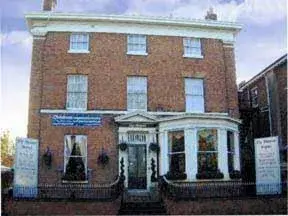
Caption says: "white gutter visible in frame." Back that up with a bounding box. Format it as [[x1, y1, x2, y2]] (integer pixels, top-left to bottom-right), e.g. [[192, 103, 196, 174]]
[[25, 12, 242, 32]]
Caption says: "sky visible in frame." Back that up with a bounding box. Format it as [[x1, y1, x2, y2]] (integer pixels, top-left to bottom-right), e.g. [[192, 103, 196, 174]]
[[0, 0, 287, 140]]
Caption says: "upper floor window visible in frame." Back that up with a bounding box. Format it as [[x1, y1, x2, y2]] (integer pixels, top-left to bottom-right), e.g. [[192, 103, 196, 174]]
[[69, 33, 89, 53], [127, 76, 147, 111], [66, 75, 88, 110], [63, 135, 87, 182], [185, 78, 204, 113], [183, 38, 203, 58], [127, 35, 147, 55], [168, 131, 185, 174], [251, 87, 258, 107]]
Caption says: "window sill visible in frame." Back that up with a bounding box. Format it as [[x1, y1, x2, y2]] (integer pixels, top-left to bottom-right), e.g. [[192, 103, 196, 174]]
[[183, 54, 203, 59], [66, 108, 87, 112], [68, 50, 90, 54], [62, 180, 88, 184], [127, 51, 148, 56]]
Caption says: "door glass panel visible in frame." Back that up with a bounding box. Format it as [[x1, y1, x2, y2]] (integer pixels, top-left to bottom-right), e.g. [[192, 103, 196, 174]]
[[128, 145, 147, 189]]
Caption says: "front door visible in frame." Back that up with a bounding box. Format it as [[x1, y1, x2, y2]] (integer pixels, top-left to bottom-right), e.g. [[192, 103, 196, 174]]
[[128, 145, 147, 189]]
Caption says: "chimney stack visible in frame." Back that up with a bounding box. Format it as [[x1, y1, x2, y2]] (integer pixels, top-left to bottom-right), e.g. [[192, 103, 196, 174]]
[[43, 0, 57, 11], [205, 7, 217, 21]]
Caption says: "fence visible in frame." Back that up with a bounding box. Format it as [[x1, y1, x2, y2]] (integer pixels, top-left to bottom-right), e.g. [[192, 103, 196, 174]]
[[159, 176, 287, 200], [12, 176, 124, 201]]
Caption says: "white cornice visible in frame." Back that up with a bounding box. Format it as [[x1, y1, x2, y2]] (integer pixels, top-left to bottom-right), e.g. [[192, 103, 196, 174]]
[[25, 12, 242, 43]]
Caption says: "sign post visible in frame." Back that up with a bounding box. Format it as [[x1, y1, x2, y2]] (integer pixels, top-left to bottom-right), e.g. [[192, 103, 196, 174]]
[[13, 138, 39, 198], [254, 136, 281, 195]]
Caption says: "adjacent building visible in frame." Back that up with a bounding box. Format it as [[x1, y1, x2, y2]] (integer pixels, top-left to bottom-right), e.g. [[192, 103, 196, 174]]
[[26, 0, 242, 193], [238, 54, 287, 182]]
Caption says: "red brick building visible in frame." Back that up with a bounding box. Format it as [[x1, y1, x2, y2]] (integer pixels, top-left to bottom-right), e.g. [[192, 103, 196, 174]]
[[26, 0, 242, 193], [238, 54, 287, 182]]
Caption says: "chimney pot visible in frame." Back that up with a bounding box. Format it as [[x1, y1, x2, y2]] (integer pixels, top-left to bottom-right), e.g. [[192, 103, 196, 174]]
[[43, 0, 57, 11], [205, 7, 217, 20]]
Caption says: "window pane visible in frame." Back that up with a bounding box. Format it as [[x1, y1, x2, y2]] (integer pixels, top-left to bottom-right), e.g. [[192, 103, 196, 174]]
[[64, 135, 87, 181], [198, 129, 217, 151], [169, 153, 185, 173], [198, 152, 217, 172], [168, 131, 185, 153], [70, 33, 89, 51], [127, 35, 146, 53], [127, 77, 147, 110], [227, 131, 234, 172], [183, 38, 202, 56], [67, 75, 87, 109]]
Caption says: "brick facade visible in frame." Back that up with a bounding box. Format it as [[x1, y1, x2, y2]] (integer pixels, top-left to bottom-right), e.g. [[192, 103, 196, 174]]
[[27, 31, 240, 184]]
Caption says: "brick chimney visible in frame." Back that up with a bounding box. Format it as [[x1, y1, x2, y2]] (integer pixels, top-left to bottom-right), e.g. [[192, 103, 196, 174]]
[[205, 7, 217, 21], [43, 0, 57, 11]]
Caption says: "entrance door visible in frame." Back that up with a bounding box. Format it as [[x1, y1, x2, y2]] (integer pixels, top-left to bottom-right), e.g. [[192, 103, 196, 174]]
[[128, 145, 147, 189]]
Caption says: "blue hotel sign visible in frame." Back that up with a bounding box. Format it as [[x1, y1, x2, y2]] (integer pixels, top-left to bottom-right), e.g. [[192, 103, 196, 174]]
[[52, 113, 102, 127]]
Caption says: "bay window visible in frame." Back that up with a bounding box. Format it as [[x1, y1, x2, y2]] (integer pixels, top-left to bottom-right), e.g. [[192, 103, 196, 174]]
[[168, 131, 185, 174], [197, 129, 218, 173]]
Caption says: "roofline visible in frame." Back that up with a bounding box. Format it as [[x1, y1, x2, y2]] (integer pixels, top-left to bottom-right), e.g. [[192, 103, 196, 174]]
[[25, 12, 242, 32], [239, 54, 287, 90]]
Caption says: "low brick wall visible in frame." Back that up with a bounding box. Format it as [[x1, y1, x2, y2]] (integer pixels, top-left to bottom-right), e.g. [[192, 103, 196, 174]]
[[164, 196, 287, 215], [3, 198, 121, 215]]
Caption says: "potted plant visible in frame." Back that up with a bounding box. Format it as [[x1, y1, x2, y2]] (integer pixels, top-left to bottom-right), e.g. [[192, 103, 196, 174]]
[[97, 151, 109, 166], [119, 142, 128, 151], [165, 171, 187, 180], [196, 169, 224, 179], [149, 142, 160, 152], [43, 147, 52, 168], [229, 170, 241, 179]]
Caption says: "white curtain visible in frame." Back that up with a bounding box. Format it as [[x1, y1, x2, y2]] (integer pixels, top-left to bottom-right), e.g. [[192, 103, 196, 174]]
[[77, 135, 87, 174], [185, 78, 204, 113], [127, 77, 147, 110], [67, 75, 88, 109], [64, 136, 73, 172]]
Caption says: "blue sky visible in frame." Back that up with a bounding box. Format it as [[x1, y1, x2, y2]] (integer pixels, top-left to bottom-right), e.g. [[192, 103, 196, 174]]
[[0, 0, 287, 139]]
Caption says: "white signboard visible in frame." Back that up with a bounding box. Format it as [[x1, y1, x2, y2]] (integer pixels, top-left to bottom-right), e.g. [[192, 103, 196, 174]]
[[254, 136, 281, 195], [13, 138, 39, 198]]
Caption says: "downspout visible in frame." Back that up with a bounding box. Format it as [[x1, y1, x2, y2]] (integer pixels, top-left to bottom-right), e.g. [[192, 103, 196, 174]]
[[265, 75, 272, 136]]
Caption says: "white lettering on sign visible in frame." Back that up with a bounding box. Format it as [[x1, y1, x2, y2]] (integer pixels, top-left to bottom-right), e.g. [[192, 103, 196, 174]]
[[254, 136, 281, 195], [14, 137, 39, 198]]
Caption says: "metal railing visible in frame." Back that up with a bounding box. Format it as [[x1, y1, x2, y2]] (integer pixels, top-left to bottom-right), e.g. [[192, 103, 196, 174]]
[[159, 176, 287, 200], [13, 176, 124, 201]]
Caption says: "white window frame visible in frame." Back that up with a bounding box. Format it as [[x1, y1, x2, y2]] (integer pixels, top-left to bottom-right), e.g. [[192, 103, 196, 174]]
[[185, 78, 204, 113], [68, 33, 90, 53], [66, 75, 88, 111], [183, 38, 203, 58], [251, 87, 258, 108], [168, 130, 186, 173], [127, 34, 147, 55], [197, 128, 218, 173], [227, 130, 235, 172], [127, 76, 147, 111], [64, 135, 88, 182]]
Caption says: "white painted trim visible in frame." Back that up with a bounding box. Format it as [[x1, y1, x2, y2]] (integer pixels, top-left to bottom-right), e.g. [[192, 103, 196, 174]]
[[68, 49, 90, 54], [26, 13, 241, 43], [40, 109, 229, 116], [183, 54, 204, 59], [25, 12, 242, 30], [127, 51, 148, 56]]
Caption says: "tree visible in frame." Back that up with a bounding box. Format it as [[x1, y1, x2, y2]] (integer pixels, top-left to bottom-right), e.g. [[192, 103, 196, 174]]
[[1, 130, 15, 167]]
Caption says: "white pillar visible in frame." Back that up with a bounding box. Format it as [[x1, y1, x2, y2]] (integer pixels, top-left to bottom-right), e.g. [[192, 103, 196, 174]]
[[218, 129, 229, 180], [159, 130, 168, 176], [234, 132, 240, 171], [185, 128, 197, 181]]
